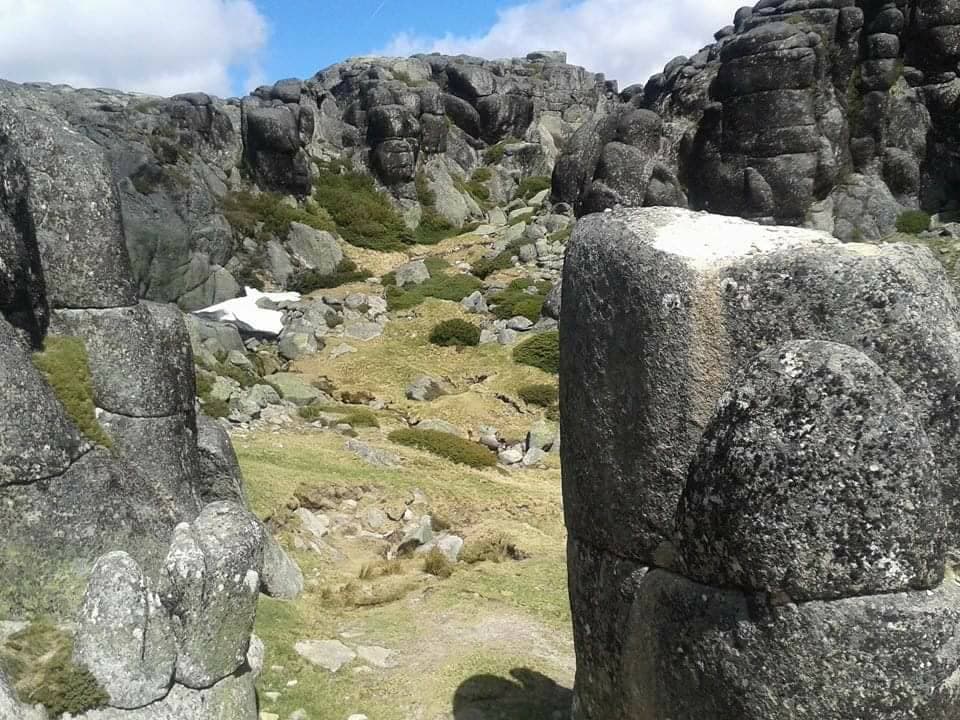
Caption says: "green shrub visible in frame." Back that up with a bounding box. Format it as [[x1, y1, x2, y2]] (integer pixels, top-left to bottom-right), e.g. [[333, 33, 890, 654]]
[[415, 208, 459, 245], [548, 225, 573, 245], [471, 249, 517, 279], [513, 331, 560, 374], [896, 210, 931, 235], [423, 548, 455, 578], [490, 278, 550, 321], [313, 166, 413, 251], [287, 259, 367, 293], [517, 383, 559, 407], [415, 171, 436, 207], [517, 175, 551, 201], [223, 191, 335, 239], [32, 337, 113, 448], [430, 319, 481, 347], [388, 428, 497, 468], [200, 397, 231, 419], [386, 273, 483, 310], [298, 403, 333, 422], [0, 619, 109, 718], [472, 167, 493, 183]]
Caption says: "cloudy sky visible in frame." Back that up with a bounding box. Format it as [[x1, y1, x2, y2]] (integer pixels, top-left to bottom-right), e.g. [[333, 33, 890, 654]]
[[0, 0, 747, 97]]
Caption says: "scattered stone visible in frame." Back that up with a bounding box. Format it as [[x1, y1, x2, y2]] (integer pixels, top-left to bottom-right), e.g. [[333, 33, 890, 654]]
[[344, 321, 384, 342], [406, 375, 448, 402], [267, 373, 325, 406], [497, 328, 519, 345], [261, 534, 305, 600], [527, 420, 559, 452], [278, 331, 318, 361], [394, 260, 430, 287], [294, 640, 356, 673], [364, 508, 389, 532], [523, 447, 547, 467], [499, 445, 524, 465], [398, 516, 433, 554], [416, 419, 462, 436], [295, 508, 330, 540], [507, 316, 534, 331], [330, 343, 358, 359], [461, 290, 488, 314], [355, 645, 399, 669], [345, 439, 402, 468]]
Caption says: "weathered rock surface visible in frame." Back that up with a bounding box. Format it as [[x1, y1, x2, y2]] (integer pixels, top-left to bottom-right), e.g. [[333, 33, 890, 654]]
[[554, 1, 960, 240]]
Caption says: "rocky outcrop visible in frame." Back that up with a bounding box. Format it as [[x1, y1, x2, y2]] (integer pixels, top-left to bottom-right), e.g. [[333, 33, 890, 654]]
[[561, 207, 960, 718], [0, 51, 606, 311], [554, 1, 960, 240]]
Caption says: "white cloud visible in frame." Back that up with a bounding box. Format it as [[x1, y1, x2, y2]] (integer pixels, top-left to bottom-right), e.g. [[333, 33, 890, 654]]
[[0, 0, 268, 97], [379, 0, 747, 89]]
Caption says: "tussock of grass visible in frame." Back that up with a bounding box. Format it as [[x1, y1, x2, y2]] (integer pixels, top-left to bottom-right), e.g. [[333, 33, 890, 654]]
[[423, 548, 455, 578], [513, 332, 560, 374], [517, 383, 558, 407], [359, 559, 405, 580], [32, 337, 113, 448], [516, 176, 551, 201], [461, 534, 527, 564], [484, 137, 520, 165], [339, 408, 381, 428], [430, 319, 481, 347], [313, 167, 413, 251], [470, 240, 524, 279], [288, 259, 368, 293], [339, 579, 416, 607], [895, 210, 931, 235], [0, 619, 109, 718], [224, 190, 336, 239], [389, 428, 497, 468]]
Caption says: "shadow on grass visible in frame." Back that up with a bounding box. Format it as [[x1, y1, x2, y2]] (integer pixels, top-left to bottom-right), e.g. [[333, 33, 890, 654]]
[[453, 668, 572, 719]]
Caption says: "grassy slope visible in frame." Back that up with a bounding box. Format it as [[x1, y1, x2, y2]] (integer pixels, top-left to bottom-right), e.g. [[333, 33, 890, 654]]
[[237, 292, 570, 719]]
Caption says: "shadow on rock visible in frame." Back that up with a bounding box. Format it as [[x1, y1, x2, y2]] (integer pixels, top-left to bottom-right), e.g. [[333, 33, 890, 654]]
[[453, 668, 572, 720]]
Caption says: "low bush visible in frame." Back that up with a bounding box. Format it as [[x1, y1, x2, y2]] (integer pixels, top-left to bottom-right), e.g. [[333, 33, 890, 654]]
[[200, 397, 231, 419], [415, 207, 460, 245], [287, 259, 367, 293], [517, 383, 559, 407], [516, 175, 551, 201], [298, 403, 332, 422], [513, 331, 560, 374], [313, 166, 413, 251], [388, 428, 497, 468], [32, 337, 113, 448], [339, 408, 381, 428], [385, 273, 483, 311], [896, 210, 931, 235], [430, 319, 481, 347], [484, 137, 520, 165], [223, 190, 335, 239], [0, 619, 110, 717], [423, 548, 455, 578], [490, 278, 552, 321], [471, 249, 516, 279], [359, 559, 404, 580]]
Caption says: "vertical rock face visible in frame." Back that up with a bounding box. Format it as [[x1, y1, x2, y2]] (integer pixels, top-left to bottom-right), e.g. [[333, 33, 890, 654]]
[[554, 0, 960, 240], [561, 207, 960, 718]]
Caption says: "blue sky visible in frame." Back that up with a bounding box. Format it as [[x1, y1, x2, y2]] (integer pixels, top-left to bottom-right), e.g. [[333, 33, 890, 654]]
[[254, 0, 505, 83], [0, 0, 747, 97]]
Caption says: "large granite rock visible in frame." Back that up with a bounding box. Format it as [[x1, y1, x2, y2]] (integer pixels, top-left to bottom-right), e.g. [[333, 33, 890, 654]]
[[554, 1, 960, 240]]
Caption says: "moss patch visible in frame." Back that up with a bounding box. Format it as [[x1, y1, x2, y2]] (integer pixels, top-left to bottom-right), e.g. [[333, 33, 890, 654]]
[[490, 279, 552, 322], [0, 620, 109, 718], [389, 428, 497, 468], [32, 337, 112, 448]]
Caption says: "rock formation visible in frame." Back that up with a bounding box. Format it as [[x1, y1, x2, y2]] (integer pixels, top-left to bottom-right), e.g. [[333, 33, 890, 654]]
[[560, 206, 960, 718], [0, 74, 299, 720], [0, 52, 606, 312], [554, 0, 960, 241]]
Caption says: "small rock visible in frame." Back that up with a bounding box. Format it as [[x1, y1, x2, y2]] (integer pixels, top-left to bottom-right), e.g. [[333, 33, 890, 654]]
[[479, 329, 498, 345], [497, 328, 519, 345], [507, 316, 534, 331], [417, 418, 462, 436], [355, 645, 399, 669], [279, 331, 319, 361], [344, 321, 383, 342], [528, 188, 551, 207], [527, 419, 559, 452], [488, 207, 508, 226], [264, 692, 281, 702], [523, 447, 547, 467], [294, 640, 356, 673], [499, 445, 525, 465], [295, 508, 330, 540], [406, 375, 448, 402], [346, 439, 401, 468], [330, 343, 357, 359], [227, 350, 256, 373], [398, 516, 433, 553], [510, 206, 536, 222], [395, 260, 431, 287], [437, 534, 464, 562], [289, 711, 309, 720], [461, 290, 489, 314], [519, 244, 538, 263], [364, 507, 389, 532], [261, 713, 280, 720]]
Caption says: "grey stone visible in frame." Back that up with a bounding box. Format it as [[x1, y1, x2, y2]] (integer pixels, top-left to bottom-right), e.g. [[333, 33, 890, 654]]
[[226, 350, 255, 374], [345, 439, 401, 468], [279, 330, 318, 360], [522, 447, 547, 467], [621, 569, 960, 719], [460, 291, 488, 314], [541, 281, 562, 320], [158, 503, 265, 689], [343, 321, 383, 341], [286, 224, 342, 275], [497, 328, 519, 345], [499, 445, 524, 465], [416, 419, 462, 436], [405, 375, 448, 402], [394, 260, 430, 287], [294, 640, 356, 673], [526, 420, 558, 452], [355, 645, 398, 669], [268, 373, 324, 406], [678, 341, 944, 601], [245, 384, 282, 409], [507, 316, 534, 331], [399, 516, 433, 554], [261, 534, 304, 601], [364, 507, 389, 532], [295, 508, 330, 540], [436, 535, 464, 563], [0, 671, 46, 720], [74, 552, 176, 709]]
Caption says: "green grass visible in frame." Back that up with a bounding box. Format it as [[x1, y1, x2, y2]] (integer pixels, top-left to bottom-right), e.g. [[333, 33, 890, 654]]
[[516, 176, 551, 201], [895, 210, 931, 235], [223, 190, 336, 239], [0, 620, 109, 718], [32, 337, 113, 448], [386, 273, 484, 311], [490, 279, 552, 321], [297, 404, 380, 428], [313, 166, 413, 251], [389, 428, 497, 468], [287, 259, 368, 293], [517, 383, 558, 407], [513, 332, 560, 374], [430, 319, 481, 347], [415, 208, 460, 245]]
